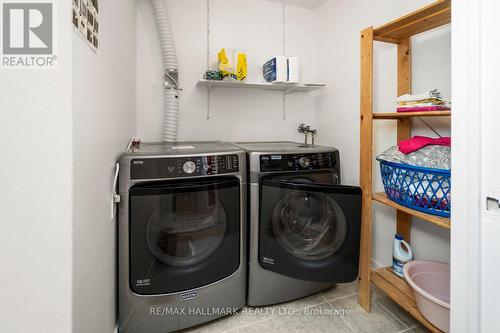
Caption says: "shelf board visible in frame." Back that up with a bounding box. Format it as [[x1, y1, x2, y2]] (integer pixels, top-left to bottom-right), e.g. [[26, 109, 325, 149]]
[[371, 267, 444, 333], [373, 0, 451, 42], [373, 111, 451, 119], [372, 192, 450, 229], [197, 79, 326, 92]]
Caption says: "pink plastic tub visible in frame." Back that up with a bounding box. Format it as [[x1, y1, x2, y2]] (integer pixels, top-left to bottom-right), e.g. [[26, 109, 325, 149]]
[[403, 261, 450, 332]]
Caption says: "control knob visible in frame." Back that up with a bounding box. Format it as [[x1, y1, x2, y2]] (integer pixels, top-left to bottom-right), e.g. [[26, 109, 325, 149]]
[[299, 157, 310, 168], [183, 161, 196, 174]]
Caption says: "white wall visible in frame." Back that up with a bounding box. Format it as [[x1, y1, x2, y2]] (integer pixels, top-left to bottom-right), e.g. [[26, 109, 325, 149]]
[[0, 2, 73, 333], [136, 0, 319, 142], [314, 0, 451, 266], [72, 0, 136, 332]]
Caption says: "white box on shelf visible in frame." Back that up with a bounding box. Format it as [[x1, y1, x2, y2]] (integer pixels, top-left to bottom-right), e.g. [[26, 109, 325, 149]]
[[287, 57, 300, 83]]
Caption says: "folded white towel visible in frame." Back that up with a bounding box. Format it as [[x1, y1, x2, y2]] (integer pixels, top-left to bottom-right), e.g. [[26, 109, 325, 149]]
[[396, 89, 443, 103]]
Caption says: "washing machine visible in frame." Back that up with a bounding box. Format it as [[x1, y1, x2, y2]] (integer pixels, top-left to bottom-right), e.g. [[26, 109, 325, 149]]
[[233, 142, 362, 306], [118, 142, 246, 333]]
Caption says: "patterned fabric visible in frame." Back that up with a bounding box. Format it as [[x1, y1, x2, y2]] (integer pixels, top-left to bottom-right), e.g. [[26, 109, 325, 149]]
[[377, 145, 451, 170]]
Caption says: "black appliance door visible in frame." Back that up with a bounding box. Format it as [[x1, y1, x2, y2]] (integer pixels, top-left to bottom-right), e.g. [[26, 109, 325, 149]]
[[271, 171, 339, 185], [129, 177, 240, 295], [259, 178, 361, 283]]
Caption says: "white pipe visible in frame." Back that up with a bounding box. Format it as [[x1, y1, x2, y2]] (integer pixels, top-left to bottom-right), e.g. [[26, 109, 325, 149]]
[[151, 0, 179, 142], [163, 90, 179, 142]]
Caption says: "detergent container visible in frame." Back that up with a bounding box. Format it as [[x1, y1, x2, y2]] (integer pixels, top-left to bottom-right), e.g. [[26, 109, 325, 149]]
[[393, 234, 413, 278]]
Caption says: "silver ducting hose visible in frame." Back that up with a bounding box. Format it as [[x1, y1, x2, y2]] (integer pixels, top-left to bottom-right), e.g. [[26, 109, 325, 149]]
[[151, 0, 179, 142]]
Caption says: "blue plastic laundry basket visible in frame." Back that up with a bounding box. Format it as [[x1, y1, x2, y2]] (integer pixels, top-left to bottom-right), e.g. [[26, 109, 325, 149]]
[[377, 159, 451, 217]]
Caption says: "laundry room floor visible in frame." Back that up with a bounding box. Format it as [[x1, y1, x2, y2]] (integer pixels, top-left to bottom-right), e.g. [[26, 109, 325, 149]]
[[181, 282, 431, 333]]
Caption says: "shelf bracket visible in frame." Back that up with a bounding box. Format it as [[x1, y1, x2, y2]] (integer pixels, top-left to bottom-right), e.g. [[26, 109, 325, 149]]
[[284, 86, 298, 95], [205, 82, 214, 91]]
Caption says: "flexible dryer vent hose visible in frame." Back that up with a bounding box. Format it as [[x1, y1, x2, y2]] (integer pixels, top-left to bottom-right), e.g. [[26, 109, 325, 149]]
[[151, 0, 179, 142]]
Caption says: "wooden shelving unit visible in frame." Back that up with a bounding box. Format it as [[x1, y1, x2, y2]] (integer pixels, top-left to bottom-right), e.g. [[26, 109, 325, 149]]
[[357, 1, 451, 332]]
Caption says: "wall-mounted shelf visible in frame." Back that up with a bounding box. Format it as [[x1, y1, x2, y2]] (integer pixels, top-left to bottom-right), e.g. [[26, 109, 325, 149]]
[[267, 0, 327, 10], [197, 79, 325, 93]]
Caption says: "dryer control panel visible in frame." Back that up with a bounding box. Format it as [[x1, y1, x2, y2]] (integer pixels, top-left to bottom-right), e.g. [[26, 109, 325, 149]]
[[260, 152, 336, 172], [130, 154, 239, 179]]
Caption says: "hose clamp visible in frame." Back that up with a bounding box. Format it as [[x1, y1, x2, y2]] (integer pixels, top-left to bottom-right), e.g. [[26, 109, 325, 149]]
[[164, 68, 182, 90]]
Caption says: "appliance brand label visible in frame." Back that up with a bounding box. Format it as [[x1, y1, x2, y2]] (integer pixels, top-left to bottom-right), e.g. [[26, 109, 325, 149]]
[[136, 278, 151, 286], [271, 155, 282, 160], [181, 290, 198, 301], [133, 160, 144, 165], [262, 256, 275, 265]]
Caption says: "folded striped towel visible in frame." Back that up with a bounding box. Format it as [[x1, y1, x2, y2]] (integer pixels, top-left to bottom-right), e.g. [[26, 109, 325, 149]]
[[398, 98, 445, 106]]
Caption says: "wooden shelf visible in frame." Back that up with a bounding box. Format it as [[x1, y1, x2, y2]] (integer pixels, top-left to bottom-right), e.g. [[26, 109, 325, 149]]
[[197, 79, 325, 93], [373, 0, 451, 42], [373, 111, 451, 119], [371, 267, 444, 333], [358, 0, 451, 315], [372, 192, 450, 229]]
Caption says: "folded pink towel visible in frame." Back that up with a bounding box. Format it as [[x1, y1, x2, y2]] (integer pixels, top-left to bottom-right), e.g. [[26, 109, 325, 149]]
[[397, 106, 450, 112], [399, 136, 451, 154]]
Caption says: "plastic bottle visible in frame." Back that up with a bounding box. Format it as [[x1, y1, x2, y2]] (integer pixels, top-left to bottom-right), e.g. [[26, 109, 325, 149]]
[[392, 234, 413, 278]]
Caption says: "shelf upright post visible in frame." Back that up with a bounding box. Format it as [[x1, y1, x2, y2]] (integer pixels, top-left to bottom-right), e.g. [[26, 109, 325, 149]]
[[358, 26, 374, 312], [396, 37, 412, 241]]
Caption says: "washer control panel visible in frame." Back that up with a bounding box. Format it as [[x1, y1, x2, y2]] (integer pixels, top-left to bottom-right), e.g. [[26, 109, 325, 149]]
[[260, 152, 336, 172], [131, 154, 239, 179]]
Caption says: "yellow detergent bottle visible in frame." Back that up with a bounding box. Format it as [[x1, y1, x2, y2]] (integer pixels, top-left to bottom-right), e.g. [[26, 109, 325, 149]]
[[218, 48, 234, 79], [237, 52, 247, 81], [218, 48, 247, 81]]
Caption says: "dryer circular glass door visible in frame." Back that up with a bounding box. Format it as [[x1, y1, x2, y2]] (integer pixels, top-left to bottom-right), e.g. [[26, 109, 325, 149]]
[[146, 190, 227, 266], [129, 177, 240, 295], [272, 190, 347, 260]]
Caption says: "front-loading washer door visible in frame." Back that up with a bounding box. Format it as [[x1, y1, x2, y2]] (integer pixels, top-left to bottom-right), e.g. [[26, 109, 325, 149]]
[[129, 177, 240, 295], [259, 178, 361, 283]]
